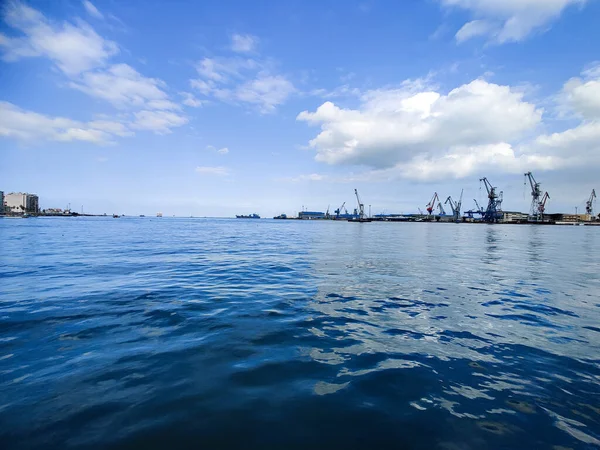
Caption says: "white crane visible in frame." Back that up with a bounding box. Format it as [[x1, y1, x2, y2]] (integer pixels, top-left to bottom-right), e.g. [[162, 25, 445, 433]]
[[354, 189, 365, 220], [445, 189, 463, 222], [524, 171, 549, 221]]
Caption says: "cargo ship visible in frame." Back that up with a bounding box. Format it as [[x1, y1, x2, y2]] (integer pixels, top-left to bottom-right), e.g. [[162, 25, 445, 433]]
[[236, 213, 260, 219]]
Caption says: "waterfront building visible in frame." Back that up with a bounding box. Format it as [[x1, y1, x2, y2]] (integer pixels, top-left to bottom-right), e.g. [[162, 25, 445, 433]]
[[298, 211, 326, 220], [4, 192, 39, 214]]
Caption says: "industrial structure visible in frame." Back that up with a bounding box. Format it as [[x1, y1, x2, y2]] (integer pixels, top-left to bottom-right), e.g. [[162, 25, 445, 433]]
[[348, 189, 372, 222], [445, 190, 463, 222], [524, 172, 550, 221], [426, 192, 446, 216], [479, 178, 503, 223], [586, 189, 596, 216]]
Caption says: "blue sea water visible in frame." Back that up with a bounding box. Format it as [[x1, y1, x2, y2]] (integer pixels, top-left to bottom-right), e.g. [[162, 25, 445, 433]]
[[1, 217, 599, 449]]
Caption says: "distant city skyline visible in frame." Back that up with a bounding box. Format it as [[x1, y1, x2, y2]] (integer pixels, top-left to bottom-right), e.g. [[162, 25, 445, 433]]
[[2, 0, 600, 217]]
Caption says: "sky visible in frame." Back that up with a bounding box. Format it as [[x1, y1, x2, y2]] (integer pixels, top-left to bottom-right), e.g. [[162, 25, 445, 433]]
[[1, 0, 600, 217]]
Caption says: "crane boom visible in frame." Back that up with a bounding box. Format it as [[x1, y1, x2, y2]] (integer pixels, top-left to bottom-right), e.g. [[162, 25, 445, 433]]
[[354, 189, 365, 219], [524, 171, 548, 221], [445, 196, 456, 215], [479, 177, 502, 222], [426, 192, 440, 215], [445, 189, 463, 221], [586, 189, 597, 215], [334, 201, 347, 218]]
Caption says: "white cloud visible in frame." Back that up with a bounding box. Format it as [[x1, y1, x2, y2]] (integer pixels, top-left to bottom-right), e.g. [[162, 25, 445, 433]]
[[441, 0, 587, 43], [455, 20, 495, 43], [194, 57, 258, 83], [82, 1, 103, 20], [69, 64, 172, 109], [88, 119, 133, 137], [234, 73, 296, 113], [311, 84, 362, 99], [298, 79, 542, 174], [560, 63, 600, 119], [230, 33, 258, 53], [190, 79, 215, 95], [1, 3, 185, 133], [0, 0, 118, 74], [131, 110, 188, 134], [195, 166, 229, 176], [190, 53, 294, 113], [217, 147, 229, 154], [180, 92, 203, 107], [146, 99, 181, 110], [0, 101, 119, 144], [279, 173, 326, 182]]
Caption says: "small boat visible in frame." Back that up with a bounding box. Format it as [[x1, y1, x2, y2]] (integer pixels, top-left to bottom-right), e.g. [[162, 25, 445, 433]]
[[273, 214, 287, 219], [348, 218, 372, 223], [236, 213, 260, 219], [156, 212, 163, 217], [139, 215, 145, 217], [113, 214, 119, 218]]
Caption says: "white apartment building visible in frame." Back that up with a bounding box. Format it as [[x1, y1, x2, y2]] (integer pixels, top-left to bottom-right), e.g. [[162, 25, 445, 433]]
[[4, 192, 39, 214]]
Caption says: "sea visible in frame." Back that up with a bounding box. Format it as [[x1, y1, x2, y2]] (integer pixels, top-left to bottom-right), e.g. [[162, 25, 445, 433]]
[[1, 217, 599, 449]]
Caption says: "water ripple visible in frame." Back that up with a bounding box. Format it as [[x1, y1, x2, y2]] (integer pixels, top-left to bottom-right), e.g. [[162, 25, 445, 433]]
[[1, 218, 599, 449]]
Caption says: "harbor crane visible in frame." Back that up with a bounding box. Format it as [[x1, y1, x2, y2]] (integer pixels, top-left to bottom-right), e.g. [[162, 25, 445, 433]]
[[524, 172, 550, 221], [354, 189, 366, 220], [474, 199, 483, 213], [479, 177, 503, 223], [426, 192, 442, 215], [438, 202, 446, 215], [586, 189, 596, 216], [445, 189, 464, 222], [334, 202, 348, 218]]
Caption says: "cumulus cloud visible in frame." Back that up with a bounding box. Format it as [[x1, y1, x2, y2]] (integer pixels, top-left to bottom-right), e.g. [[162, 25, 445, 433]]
[[217, 147, 229, 154], [0, 3, 188, 136], [230, 33, 258, 53], [0, 101, 123, 144], [195, 166, 230, 176], [560, 63, 600, 119], [82, 1, 103, 20], [299, 67, 600, 181], [440, 0, 587, 43], [0, 0, 118, 74], [298, 79, 542, 177]]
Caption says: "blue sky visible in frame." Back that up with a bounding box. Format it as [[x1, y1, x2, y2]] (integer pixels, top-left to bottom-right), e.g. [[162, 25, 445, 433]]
[[1, 0, 600, 216]]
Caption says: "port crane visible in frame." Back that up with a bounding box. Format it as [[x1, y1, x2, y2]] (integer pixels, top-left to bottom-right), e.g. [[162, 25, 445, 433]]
[[524, 172, 550, 221], [334, 202, 348, 219], [426, 192, 442, 215], [586, 189, 596, 216], [354, 189, 366, 219], [445, 189, 463, 222], [479, 177, 503, 223], [474, 199, 483, 213]]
